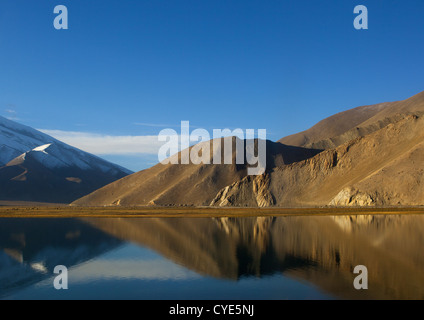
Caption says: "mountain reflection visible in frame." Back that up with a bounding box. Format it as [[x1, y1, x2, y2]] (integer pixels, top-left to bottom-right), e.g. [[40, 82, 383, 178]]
[[84, 215, 424, 300], [2, 215, 424, 299], [0, 219, 122, 297]]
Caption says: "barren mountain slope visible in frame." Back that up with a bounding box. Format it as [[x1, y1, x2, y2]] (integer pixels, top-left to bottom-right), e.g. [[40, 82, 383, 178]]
[[279, 102, 391, 148], [73, 138, 319, 206]]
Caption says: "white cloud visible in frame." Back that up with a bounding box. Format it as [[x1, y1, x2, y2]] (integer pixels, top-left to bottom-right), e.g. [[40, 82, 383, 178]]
[[39, 129, 164, 155]]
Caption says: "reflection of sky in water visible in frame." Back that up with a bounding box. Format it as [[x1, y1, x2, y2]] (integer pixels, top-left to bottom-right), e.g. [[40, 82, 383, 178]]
[[3, 243, 332, 300]]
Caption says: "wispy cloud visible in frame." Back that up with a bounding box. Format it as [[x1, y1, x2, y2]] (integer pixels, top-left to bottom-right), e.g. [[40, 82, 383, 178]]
[[39, 129, 164, 155], [133, 122, 175, 127], [133, 122, 202, 129], [4, 106, 20, 121]]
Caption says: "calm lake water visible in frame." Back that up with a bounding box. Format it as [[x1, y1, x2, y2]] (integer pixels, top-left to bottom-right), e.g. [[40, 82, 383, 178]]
[[1, 214, 424, 300]]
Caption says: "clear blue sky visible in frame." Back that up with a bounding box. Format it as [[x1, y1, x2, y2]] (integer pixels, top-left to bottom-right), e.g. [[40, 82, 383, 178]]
[[1, 0, 424, 171]]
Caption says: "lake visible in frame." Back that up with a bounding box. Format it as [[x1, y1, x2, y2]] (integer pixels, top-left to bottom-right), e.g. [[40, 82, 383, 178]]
[[1, 214, 424, 300]]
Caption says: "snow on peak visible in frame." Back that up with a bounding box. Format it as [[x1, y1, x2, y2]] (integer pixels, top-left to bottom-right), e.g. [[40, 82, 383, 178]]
[[32, 144, 52, 154], [0, 116, 132, 174]]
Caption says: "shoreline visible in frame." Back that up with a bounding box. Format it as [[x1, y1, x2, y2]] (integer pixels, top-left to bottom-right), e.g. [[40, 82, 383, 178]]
[[0, 206, 424, 218]]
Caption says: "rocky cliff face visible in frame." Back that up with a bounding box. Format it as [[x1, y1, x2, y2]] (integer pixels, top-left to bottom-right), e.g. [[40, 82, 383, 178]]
[[210, 173, 274, 207], [329, 187, 375, 206]]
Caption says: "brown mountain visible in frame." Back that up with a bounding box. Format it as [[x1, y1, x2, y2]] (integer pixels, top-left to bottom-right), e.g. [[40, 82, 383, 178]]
[[73, 90, 424, 207], [73, 138, 319, 206]]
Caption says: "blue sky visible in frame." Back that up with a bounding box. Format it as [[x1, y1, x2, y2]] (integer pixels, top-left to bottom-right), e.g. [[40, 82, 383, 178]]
[[1, 0, 423, 171]]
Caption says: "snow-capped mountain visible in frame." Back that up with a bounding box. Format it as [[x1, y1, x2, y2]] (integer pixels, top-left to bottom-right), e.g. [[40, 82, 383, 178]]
[[0, 116, 132, 203]]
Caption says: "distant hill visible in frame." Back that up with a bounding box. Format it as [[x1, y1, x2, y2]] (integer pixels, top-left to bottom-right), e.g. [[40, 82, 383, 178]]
[[0, 116, 132, 203], [73, 90, 424, 207], [278, 102, 392, 149], [279, 91, 424, 150]]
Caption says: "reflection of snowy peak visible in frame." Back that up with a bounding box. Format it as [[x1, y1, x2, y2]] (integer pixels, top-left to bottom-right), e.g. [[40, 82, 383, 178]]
[[0, 116, 132, 203], [0, 219, 122, 298]]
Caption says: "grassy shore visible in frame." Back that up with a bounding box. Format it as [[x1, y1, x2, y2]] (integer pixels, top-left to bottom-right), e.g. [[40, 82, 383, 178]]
[[0, 206, 424, 218]]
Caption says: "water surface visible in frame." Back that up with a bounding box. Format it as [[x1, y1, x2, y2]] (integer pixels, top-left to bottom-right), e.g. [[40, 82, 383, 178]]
[[1, 214, 424, 300]]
